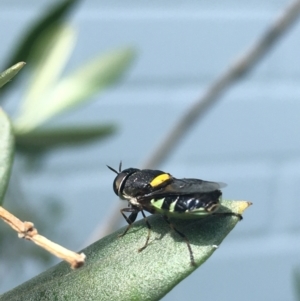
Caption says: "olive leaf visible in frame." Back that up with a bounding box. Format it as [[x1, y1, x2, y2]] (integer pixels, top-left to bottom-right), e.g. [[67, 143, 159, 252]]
[[0, 200, 251, 301], [0, 0, 78, 98], [294, 268, 300, 301], [0, 109, 14, 205], [13, 47, 135, 133], [0, 62, 26, 89], [19, 23, 76, 116], [15, 124, 115, 151]]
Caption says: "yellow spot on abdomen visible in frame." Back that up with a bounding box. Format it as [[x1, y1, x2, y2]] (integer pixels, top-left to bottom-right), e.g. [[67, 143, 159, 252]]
[[150, 173, 171, 187]]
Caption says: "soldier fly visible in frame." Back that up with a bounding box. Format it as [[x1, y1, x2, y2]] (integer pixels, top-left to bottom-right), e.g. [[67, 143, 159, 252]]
[[107, 162, 242, 266]]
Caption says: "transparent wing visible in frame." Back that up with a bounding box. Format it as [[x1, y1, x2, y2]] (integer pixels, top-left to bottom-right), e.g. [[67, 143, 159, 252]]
[[141, 177, 226, 199]]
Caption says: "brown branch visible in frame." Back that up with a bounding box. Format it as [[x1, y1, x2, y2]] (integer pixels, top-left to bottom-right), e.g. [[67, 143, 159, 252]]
[[0, 206, 85, 269], [86, 0, 300, 244], [143, 0, 300, 168]]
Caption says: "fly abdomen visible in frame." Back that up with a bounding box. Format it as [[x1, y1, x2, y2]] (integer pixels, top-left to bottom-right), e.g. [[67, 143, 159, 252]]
[[150, 190, 221, 218], [161, 196, 177, 210], [188, 190, 221, 213], [156, 195, 198, 213]]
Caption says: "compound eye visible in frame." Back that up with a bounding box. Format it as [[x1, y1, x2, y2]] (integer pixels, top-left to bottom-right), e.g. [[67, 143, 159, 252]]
[[150, 173, 171, 188], [113, 173, 128, 197]]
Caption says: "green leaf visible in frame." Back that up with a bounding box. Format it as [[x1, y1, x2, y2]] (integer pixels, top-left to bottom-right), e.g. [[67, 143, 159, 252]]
[[0, 109, 14, 205], [14, 124, 116, 152], [2, 0, 78, 72], [0, 201, 251, 300], [20, 24, 76, 115], [0, 62, 26, 88], [0, 0, 78, 98], [294, 268, 300, 301], [13, 47, 135, 133]]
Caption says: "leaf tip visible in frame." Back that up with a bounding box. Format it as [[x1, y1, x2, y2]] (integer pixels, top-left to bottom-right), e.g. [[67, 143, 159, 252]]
[[10, 61, 26, 73], [16, 61, 26, 68], [236, 200, 252, 214]]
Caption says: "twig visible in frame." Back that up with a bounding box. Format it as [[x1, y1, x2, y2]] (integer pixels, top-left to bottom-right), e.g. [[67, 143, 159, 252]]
[[86, 0, 300, 244], [0, 206, 85, 269], [143, 0, 300, 168]]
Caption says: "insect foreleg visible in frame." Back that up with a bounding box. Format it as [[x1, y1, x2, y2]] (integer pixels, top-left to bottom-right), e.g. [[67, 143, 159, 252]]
[[119, 207, 153, 253], [162, 215, 196, 266], [119, 207, 139, 238], [138, 210, 152, 253], [212, 212, 243, 220]]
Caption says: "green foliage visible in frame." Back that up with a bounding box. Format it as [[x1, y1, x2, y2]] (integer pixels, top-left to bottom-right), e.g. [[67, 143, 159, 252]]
[[0, 0, 135, 290], [1, 0, 135, 150], [0, 62, 25, 89], [15, 124, 115, 151], [13, 47, 135, 134], [294, 269, 300, 301], [0, 0, 79, 97], [0, 109, 14, 205], [0, 201, 251, 301]]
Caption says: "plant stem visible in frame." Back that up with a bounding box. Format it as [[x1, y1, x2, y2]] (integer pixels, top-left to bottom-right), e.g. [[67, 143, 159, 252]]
[[0, 206, 85, 269]]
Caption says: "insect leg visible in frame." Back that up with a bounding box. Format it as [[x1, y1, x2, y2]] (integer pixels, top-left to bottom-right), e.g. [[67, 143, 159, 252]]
[[162, 215, 196, 267], [212, 212, 243, 220], [118, 207, 139, 238], [138, 210, 152, 253]]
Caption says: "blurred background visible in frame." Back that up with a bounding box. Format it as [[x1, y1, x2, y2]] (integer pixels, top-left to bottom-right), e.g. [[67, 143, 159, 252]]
[[1, 1, 300, 300]]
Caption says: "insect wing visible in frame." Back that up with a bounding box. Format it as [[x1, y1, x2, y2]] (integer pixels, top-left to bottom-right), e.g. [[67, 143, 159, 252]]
[[163, 178, 226, 193], [139, 177, 226, 200]]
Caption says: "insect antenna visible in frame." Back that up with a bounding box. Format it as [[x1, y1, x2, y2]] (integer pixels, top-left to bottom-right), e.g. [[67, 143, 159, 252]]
[[107, 165, 119, 174], [119, 161, 122, 172]]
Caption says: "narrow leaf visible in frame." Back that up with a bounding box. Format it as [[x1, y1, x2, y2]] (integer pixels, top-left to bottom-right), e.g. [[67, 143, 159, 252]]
[[294, 268, 300, 301], [14, 124, 115, 152], [13, 48, 135, 133], [20, 24, 76, 115], [0, 62, 26, 88], [0, 201, 251, 301], [0, 0, 79, 97], [0, 109, 14, 205]]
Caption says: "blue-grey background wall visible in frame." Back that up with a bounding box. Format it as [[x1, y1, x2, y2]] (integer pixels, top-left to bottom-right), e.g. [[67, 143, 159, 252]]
[[1, 1, 300, 300]]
